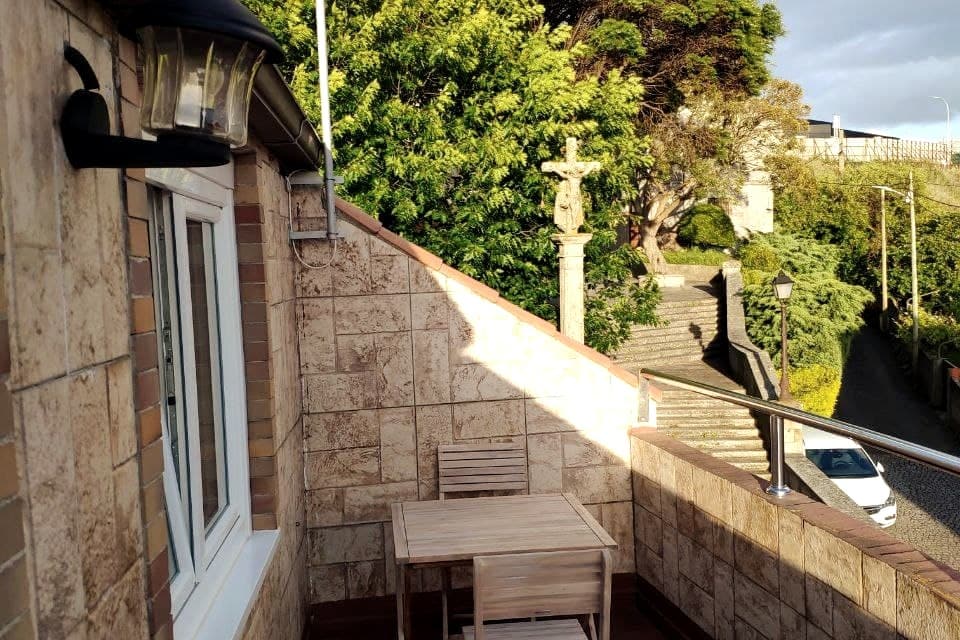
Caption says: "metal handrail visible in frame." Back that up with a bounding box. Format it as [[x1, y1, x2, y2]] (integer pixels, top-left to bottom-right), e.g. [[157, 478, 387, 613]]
[[642, 368, 960, 494]]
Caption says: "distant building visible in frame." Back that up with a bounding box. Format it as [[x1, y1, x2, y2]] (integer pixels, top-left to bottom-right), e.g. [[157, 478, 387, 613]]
[[802, 115, 950, 165]]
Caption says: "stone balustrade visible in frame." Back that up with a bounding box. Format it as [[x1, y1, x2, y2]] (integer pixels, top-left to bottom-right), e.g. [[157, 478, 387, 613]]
[[630, 427, 960, 639]]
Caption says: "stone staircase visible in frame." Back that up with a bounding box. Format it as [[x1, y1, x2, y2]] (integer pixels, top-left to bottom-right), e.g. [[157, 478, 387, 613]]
[[612, 284, 724, 370], [613, 280, 771, 478], [654, 363, 771, 476]]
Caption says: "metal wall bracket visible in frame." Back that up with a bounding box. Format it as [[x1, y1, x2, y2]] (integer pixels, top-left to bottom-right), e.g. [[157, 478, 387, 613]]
[[289, 230, 328, 241]]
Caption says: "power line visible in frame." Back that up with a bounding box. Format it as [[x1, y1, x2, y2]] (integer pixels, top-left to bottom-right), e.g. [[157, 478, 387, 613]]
[[808, 179, 960, 209]]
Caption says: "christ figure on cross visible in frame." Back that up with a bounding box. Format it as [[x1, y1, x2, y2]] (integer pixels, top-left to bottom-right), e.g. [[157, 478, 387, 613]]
[[541, 137, 602, 234]]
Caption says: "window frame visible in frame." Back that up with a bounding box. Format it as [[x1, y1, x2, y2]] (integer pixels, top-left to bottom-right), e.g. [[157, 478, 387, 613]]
[[146, 166, 253, 636]]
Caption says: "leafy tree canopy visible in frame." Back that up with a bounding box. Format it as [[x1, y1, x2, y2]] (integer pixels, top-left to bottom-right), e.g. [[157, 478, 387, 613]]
[[244, 0, 659, 352], [539, 0, 800, 272]]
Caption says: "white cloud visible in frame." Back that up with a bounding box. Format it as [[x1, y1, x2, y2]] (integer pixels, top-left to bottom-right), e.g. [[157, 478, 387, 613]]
[[772, 0, 960, 140]]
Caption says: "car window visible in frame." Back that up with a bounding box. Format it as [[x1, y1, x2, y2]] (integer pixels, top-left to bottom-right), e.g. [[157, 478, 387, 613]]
[[806, 448, 878, 479]]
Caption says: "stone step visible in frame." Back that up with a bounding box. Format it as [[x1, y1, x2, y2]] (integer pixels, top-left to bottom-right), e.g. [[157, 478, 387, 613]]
[[661, 427, 764, 440], [614, 345, 722, 361], [657, 418, 759, 428], [621, 336, 722, 349], [658, 394, 746, 405], [709, 449, 770, 463], [621, 341, 724, 354], [657, 299, 720, 309], [615, 354, 711, 369], [657, 400, 753, 411], [665, 436, 765, 451], [654, 310, 720, 321], [627, 324, 721, 338]]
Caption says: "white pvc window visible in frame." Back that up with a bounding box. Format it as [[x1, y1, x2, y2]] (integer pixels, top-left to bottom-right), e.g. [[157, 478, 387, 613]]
[[149, 171, 252, 636]]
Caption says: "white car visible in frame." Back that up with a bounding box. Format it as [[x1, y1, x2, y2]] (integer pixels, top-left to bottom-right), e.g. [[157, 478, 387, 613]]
[[802, 427, 897, 528]]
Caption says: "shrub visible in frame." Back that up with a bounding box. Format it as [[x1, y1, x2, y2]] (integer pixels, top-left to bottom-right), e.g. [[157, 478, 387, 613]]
[[739, 242, 779, 272], [897, 310, 960, 360], [663, 248, 729, 266], [677, 204, 736, 249], [790, 364, 842, 417]]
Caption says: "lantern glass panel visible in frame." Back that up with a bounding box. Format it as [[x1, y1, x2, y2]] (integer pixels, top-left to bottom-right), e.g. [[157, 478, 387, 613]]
[[139, 26, 266, 146]]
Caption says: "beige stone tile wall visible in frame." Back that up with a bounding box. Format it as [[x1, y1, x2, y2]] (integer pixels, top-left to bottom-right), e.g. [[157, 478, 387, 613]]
[[0, 2, 149, 639], [630, 427, 960, 639], [295, 194, 644, 604]]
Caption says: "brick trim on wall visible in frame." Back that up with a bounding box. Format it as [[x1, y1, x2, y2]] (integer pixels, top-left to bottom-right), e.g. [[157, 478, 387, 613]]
[[233, 152, 282, 531], [117, 34, 174, 640]]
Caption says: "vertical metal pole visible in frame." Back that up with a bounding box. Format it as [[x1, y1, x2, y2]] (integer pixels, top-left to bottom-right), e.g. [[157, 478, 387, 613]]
[[315, 0, 341, 239], [779, 301, 790, 400], [909, 171, 919, 372], [880, 189, 888, 331], [766, 414, 791, 497]]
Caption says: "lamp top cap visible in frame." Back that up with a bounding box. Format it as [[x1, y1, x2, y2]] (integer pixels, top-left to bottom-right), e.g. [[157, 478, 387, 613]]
[[122, 0, 283, 63], [773, 270, 793, 285]]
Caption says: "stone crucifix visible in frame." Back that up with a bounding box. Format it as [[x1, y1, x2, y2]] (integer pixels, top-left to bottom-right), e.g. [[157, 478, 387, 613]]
[[541, 137, 602, 234], [542, 137, 602, 343]]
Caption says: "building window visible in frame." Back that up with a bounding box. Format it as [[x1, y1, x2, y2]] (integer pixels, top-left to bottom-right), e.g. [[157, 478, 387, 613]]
[[150, 183, 252, 631]]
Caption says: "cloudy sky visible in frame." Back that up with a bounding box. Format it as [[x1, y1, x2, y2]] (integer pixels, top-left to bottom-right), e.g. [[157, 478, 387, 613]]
[[772, 1, 958, 141]]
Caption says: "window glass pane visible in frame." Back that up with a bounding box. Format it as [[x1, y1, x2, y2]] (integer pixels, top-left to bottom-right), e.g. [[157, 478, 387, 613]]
[[185, 220, 228, 528]]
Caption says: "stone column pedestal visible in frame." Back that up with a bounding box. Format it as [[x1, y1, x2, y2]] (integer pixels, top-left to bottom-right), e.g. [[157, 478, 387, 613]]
[[552, 233, 593, 344]]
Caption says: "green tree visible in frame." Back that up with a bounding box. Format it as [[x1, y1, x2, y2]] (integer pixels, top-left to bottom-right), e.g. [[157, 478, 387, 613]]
[[244, 0, 658, 352], [540, 0, 805, 272]]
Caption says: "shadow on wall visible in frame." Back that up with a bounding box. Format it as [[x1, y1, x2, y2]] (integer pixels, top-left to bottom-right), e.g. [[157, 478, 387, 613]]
[[290, 189, 646, 605]]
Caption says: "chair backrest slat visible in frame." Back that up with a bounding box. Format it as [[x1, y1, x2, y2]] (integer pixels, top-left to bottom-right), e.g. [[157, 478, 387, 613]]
[[472, 549, 612, 640], [437, 442, 528, 499]]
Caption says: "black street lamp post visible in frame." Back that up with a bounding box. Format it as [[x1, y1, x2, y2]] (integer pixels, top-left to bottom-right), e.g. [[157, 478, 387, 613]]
[[772, 270, 794, 401]]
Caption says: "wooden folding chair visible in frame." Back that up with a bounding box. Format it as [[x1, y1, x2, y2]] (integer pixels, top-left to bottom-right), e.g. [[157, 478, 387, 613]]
[[437, 442, 528, 499], [463, 549, 613, 640], [437, 442, 528, 638]]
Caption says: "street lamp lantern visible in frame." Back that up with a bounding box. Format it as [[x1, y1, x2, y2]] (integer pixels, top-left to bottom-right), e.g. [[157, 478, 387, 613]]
[[772, 270, 794, 301], [59, 0, 282, 168]]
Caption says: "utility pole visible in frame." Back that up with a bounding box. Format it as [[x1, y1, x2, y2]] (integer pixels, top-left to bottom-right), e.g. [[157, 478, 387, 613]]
[[909, 171, 919, 371], [880, 188, 888, 331], [872, 181, 919, 364], [932, 96, 951, 164]]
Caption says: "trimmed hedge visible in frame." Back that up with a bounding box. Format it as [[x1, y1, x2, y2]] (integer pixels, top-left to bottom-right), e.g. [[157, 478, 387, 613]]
[[678, 203, 736, 249]]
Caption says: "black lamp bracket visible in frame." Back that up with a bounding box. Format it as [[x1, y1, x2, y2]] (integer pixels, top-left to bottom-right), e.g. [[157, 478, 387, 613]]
[[60, 45, 230, 169]]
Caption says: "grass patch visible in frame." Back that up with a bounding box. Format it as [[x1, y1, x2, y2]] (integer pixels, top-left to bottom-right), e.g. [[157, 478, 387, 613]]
[[663, 247, 729, 266]]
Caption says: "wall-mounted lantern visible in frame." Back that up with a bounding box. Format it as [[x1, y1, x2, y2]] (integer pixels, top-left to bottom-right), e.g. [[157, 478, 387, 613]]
[[60, 0, 282, 169]]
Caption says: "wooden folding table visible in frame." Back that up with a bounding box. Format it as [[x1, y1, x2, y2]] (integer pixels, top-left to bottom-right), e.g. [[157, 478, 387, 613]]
[[391, 492, 618, 639]]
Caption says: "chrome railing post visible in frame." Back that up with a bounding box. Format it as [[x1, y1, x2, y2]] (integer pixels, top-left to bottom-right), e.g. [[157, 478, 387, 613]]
[[766, 414, 791, 497]]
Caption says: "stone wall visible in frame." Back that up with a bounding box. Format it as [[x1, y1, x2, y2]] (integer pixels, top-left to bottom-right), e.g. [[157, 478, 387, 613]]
[[0, 2, 148, 638], [631, 428, 960, 639], [295, 195, 643, 603]]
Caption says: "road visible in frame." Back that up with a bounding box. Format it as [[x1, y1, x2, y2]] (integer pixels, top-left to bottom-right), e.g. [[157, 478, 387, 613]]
[[833, 324, 960, 569]]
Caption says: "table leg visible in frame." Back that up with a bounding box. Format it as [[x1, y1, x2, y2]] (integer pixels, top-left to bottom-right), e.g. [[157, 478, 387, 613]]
[[441, 567, 450, 640], [396, 563, 412, 640]]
